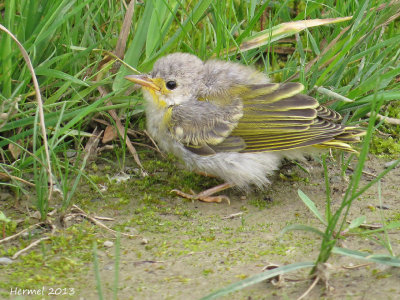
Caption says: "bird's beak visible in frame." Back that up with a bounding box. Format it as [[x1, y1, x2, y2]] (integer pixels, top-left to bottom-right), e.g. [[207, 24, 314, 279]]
[[124, 75, 161, 91]]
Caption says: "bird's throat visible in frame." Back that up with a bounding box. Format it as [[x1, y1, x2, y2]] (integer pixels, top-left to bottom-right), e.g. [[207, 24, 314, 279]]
[[145, 87, 168, 109]]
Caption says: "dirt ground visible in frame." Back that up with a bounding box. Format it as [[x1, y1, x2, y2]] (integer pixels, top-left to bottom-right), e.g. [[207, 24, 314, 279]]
[[1, 153, 400, 299]]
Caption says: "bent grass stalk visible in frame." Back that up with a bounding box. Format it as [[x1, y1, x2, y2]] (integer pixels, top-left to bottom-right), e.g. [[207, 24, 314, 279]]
[[0, 24, 53, 218]]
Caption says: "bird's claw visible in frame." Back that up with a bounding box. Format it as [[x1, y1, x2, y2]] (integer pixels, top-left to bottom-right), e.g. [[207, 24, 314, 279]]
[[171, 189, 230, 204]]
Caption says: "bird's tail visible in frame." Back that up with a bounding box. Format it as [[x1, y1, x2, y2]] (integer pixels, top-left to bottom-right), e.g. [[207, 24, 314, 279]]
[[316, 127, 366, 152]]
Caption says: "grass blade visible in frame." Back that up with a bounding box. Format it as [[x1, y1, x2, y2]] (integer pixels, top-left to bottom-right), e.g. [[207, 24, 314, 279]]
[[281, 224, 325, 238], [332, 247, 400, 267], [347, 216, 366, 230], [201, 261, 315, 300], [297, 189, 326, 225], [93, 241, 104, 300], [228, 17, 352, 55]]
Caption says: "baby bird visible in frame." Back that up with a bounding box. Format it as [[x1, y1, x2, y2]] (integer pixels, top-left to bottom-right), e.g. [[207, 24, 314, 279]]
[[125, 53, 363, 203]]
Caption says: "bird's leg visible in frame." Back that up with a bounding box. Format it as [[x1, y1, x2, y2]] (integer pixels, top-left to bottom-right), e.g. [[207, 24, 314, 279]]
[[194, 171, 216, 177], [171, 182, 233, 204]]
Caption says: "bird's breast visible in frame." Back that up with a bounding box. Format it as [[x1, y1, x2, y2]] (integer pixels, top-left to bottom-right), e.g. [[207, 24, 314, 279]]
[[144, 102, 177, 154]]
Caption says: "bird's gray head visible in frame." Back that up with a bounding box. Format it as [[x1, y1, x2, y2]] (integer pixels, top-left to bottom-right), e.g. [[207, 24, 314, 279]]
[[124, 52, 269, 107], [150, 53, 206, 106], [150, 53, 270, 101], [125, 53, 206, 107]]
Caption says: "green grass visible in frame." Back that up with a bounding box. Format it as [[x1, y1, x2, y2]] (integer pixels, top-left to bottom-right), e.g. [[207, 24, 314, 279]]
[[1, 0, 400, 298]]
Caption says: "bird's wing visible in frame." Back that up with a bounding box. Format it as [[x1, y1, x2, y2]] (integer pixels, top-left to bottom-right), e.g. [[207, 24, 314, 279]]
[[165, 82, 362, 155], [164, 99, 246, 155], [231, 82, 361, 152]]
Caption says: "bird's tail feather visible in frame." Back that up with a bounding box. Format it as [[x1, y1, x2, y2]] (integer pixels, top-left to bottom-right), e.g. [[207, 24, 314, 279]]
[[316, 127, 366, 152]]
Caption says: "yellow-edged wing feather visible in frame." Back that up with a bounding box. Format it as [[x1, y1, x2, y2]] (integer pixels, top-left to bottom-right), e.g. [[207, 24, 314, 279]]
[[230, 82, 363, 152], [165, 82, 363, 155]]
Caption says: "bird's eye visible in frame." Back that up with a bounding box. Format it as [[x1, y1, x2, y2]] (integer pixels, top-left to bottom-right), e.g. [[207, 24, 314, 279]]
[[166, 80, 177, 90]]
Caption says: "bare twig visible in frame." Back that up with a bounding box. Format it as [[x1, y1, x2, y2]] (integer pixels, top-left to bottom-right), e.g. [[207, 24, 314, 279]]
[[0, 172, 35, 187], [132, 260, 164, 265], [367, 112, 400, 126], [0, 222, 45, 244], [12, 236, 50, 259], [115, 0, 136, 59], [11, 223, 56, 259], [221, 212, 244, 220], [94, 216, 115, 221], [71, 205, 138, 238], [297, 276, 320, 300], [262, 263, 285, 286], [346, 166, 377, 178], [342, 263, 373, 269]]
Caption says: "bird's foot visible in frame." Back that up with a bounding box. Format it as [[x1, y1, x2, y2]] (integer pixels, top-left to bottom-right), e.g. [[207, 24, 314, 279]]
[[171, 182, 233, 204], [171, 189, 230, 204]]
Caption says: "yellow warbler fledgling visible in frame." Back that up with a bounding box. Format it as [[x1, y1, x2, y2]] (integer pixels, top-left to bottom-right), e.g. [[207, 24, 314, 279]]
[[125, 53, 364, 203]]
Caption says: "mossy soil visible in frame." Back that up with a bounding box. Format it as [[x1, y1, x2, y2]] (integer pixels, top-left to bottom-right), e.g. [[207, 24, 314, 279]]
[[1, 151, 400, 299]]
